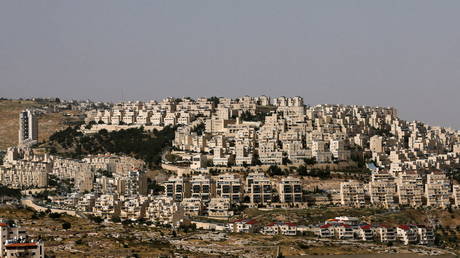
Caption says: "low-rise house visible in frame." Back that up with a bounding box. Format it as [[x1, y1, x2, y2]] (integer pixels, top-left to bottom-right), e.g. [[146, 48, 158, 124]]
[[355, 225, 374, 241], [333, 224, 354, 239], [5, 239, 44, 258], [316, 224, 334, 238], [414, 225, 435, 245], [0, 220, 44, 258], [279, 222, 298, 236], [261, 222, 297, 236], [227, 219, 257, 233], [397, 225, 418, 245], [375, 225, 397, 242]]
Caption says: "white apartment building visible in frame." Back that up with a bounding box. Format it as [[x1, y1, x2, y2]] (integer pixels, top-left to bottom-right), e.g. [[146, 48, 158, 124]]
[[245, 172, 273, 205], [425, 171, 451, 208], [145, 196, 182, 225], [375, 225, 397, 242], [214, 173, 242, 203], [164, 176, 190, 202], [369, 181, 396, 208], [340, 181, 366, 208], [396, 171, 424, 207], [396, 225, 418, 245], [207, 198, 233, 218], [453, 185, 460, 208], [181, 197, 203, 217], [18, 109, 38, 146], [277, 177, 303, 204], [190, 175, 212, 202], [93, 194, 120, 219]]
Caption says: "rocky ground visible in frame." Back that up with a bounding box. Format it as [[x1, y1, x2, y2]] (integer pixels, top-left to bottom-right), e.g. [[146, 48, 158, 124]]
[[0, 205, 458, 257]]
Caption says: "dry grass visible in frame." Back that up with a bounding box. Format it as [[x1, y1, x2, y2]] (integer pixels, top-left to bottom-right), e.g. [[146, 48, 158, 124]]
[[0, 206, 174, 257], [0, 100, 82, 150]]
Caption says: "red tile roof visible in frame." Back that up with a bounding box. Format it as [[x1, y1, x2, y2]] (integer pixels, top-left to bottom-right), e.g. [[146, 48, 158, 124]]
[[5, 243, 37, 248], [398, 225, 410, 230], [360, 225, 372, 230], [245, 219, 257, 225], [0, 223, 7, 227]]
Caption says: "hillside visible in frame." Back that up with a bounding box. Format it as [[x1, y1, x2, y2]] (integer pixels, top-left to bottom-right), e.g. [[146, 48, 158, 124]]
[[41, 125, 176, 168], [0, 100, 82, 150]]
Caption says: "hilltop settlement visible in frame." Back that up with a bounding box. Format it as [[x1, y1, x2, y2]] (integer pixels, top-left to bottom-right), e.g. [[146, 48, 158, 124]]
[[1, 96, 460, 257]]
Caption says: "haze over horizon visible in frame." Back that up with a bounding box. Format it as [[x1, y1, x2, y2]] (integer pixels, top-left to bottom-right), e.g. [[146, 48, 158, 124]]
[[1, 1, 460, 129]]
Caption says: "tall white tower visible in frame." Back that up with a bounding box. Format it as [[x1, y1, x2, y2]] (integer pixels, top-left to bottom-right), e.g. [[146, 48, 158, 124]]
[[18, 109, 38, 146]]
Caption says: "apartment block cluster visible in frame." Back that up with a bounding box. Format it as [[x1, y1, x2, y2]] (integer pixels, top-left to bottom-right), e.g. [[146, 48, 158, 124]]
[[313, 216, 434, 246], [0, 219, 44, 258], [42, 171, 303, 225], [337, 170, 460, 209], [84, 97, 214, 132], [168, 96, 460, 171], [0, 147, 50, 189], [0, 146, 145, 192]]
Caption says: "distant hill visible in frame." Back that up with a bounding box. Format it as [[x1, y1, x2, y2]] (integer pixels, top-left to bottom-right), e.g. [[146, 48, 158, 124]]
[[0, 100, 82, 150]]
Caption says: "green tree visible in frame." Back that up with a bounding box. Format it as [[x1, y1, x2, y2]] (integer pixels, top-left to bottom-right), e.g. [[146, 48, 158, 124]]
[[62, 222, 71, 230]]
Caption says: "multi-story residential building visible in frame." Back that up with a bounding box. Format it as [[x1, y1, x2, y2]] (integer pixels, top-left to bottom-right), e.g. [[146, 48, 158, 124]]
[[396, 225, 418, 245], [370, 135, 383, 154], [245, 172, 273, 205], [356, 225, 374, 241], [181, 197, 203, 217], [375, 225, 397, 242], [119, 196, 149, 221], [18, 109, 38, 146], [0, 220, 44, 258], [145, 196, 183, 226], [190, 175, 212, 202], [214, 173, 242, 203], [369, 181, 396, 208], [277, 177, 303, 204], [207, 198, 233, 218], [396, 171, 424, 207], [164, 176, 191, 202], [425, 171, 451, 208], [0, 161, 49, 189], [115, 170, 148, 197], [453, 185, 460, 208], [415, 225, 435, 245], [93, 194, 120, 219], [340, 181, 366, 208], [76, 193, 96, 212]]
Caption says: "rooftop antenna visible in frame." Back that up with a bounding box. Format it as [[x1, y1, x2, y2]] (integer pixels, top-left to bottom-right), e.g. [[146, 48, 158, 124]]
[[121, 88, 124, 103]]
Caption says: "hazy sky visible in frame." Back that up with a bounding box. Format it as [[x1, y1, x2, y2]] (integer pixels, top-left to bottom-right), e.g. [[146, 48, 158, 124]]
[[1, 1, 459, 128]]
